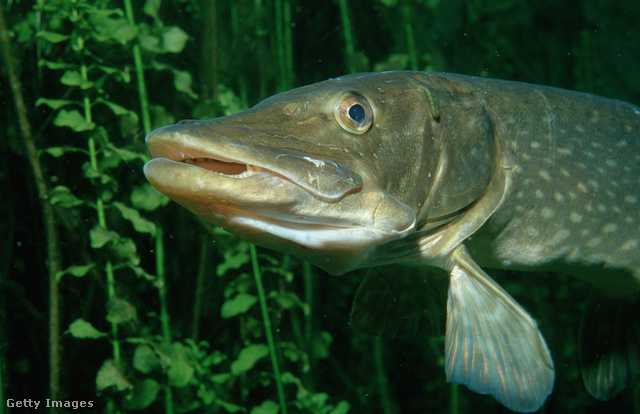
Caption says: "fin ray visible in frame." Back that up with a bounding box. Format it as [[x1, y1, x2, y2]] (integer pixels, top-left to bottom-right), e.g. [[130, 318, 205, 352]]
[[445, 246, 554, 413], [579, 289, 640, 400]]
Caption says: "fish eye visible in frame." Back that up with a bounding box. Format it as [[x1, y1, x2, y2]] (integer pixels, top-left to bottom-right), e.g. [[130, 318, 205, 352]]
[[334, 92, 373, 134]]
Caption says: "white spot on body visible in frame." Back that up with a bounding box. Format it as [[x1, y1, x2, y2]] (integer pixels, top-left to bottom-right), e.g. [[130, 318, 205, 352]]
[[619, 239, 639, 251], [570, 212, 583, 223], [538, 170, 551, 181], [587, 237, 602, 248], [550, 229, 571, 245], [526, 227, 540, 237], [541, 208, 555, 218], [605, 159, 618, 168]]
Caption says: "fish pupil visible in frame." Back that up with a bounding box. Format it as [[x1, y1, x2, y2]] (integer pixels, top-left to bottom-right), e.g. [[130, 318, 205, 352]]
[[348, 104, 365, 123]]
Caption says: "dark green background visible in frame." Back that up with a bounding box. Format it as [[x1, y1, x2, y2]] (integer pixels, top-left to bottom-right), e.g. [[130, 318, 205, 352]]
[[1, 0, 639, 413]]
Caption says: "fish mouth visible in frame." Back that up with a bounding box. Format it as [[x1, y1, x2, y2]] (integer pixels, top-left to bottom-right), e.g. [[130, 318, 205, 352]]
[[143, 123, 364, 202], [157, 150, 274, 180], [183, 157, 265, 177]]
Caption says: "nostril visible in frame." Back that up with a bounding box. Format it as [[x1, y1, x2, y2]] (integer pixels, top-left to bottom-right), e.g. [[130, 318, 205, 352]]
[[177, 119, 200, 125]]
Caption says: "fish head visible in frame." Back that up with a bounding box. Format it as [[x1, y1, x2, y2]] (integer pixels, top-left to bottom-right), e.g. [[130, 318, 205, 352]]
[[143, 72, 494, 274]]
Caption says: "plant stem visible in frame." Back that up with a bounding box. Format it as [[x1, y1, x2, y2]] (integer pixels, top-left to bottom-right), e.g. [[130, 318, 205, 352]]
[[250, 244, 288, 414], [156, 226, 171, 342], [0, 3, 62, 404], [373, 338, 393, 414], [303, 261, 313, 348], [338, 0, 356, 73], [81, 56, 121, 367], [191, 235, 209, 341], [450, 383, 459, 414], [403, 6, 418, 71], [275, 0, 286, 91], [123, 0, 151, 134], [155, 225, 174, 414], [283, 0, 293, 89], [123, 2, 173, 411]]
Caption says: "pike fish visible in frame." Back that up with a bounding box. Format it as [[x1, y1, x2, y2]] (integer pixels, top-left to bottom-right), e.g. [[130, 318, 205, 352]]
[[143, 71, 640, 412]]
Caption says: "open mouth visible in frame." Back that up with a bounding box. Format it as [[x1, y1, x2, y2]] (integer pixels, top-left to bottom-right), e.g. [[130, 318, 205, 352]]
[[182, 157, 269, 178]]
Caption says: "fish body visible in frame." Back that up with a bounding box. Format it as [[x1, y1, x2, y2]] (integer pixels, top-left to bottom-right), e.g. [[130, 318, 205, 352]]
[[144, 71, 640, 412]]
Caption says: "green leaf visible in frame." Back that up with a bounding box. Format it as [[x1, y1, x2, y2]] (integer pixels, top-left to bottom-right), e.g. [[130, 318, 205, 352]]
[[106, 297, 137, 325], [311, 331, 333, 359], [53, 109, 96, 132], [162, 26, 189, 53], [250, 400, 279, 414], [94, 98, 130, 116], [216, 399, 246, 413], [149, 104, 175, 129], [329, 401, 351, 414], [47, 185, 84, 208], [221, 293, 258, 319], [230, 344, 269, 376], [130, 184, 169, 211], [143, 0, 162, 20], [133, 344, 161, 374], [211, 373, 232, 384], [111, 237, 140, 266], [36, 30, 70, 43], [113, 201, 156, 235], [125, 378, 160, 410], [139, 31, 161, 53], [90, 226, 120, 248], [41, 146, 87, 158], [165, 342, 195, 388], [39, 60, 75, 70], [108, 145, 147, 162], [56, 263, 95, 281], [68, 318, 107, 339], [60, 70, 83, 86], [14, 18, 35, 43], [60, 70, 94, 89], [203, 350, 227, 367], [217, 242, 250, 276], [96, 360, 133, 391], [172, 68, 198, 99], [197, 385, 216, 405], [272, 291, 308, 313], [88, 13, 137, 44], [36, 98, 74, 110]]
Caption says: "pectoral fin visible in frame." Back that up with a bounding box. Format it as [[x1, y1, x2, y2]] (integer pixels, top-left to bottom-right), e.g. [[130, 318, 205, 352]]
[[445, 246, 554, 413], [351, 266, 447, 338], [579, 288, 640, 400]]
